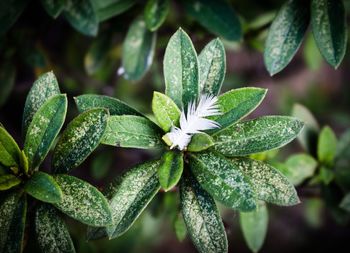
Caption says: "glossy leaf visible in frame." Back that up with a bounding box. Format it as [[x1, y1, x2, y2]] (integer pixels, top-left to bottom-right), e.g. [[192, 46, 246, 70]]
[[231, 158, 300, 206], [0, 126, 21, 168], [53, 174, 112, 226], [25, 172, 63, 204], [0, 0, 28, 35], [41, 0, 65, 18], [24, 94, 67, 170], [0, 61, 16, 107], [35, 204, 75, 253], [182, 0, 242, 41], [190, 152, 256, 211], [264, 0, 309, 75], [164, 28, 199, 108], [158, 151, 183, 191], [102, 115, 163, 149], [187, 132, 214, 152], [311, 0, 347, 68], [180, 173, 227, 253], [198, 38, 226, 96], [240, 202, 268, 253], [152, 92, 181, 132], [53, 108, 109, 173], [91, 0, 137, 22], [144, 0, 170, 31], [22, 71, 60, 136], [318, 126, 337, 166], [213, 116, 303, 157], [122, 17, 156, 80], [0, 175, 21, 191]]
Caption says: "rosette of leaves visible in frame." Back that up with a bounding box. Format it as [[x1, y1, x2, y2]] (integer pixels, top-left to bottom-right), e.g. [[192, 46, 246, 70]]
[[0, 71, 113, 253], [76, 28, 303, 253]]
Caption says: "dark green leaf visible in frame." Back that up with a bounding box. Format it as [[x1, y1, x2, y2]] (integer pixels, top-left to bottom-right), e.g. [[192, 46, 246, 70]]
[[164, 28, 199, 108], [213, 116, 303, 157], [158, 151, 183, 191], [53, 108, 109, 173], [0, 0, 29, 35], [0, 61, 16, 107], [190, 152, 256, 211], [318, 126, 337, 166], [180, 172, 227, 253], [0, 175, 21, 191], [340, 193, 350, 212], [264, 0, 309, 75], [90, 151, 113, 180], [91, 0, 137, 22], [187, 132, 214, 152], [41, 0, 65, 18], [53, 174, 112, 226], [0, 126, 22, 168], [144, 0, 169, 31]]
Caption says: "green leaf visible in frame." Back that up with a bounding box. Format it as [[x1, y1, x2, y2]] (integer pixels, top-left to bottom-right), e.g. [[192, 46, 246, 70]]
[[40, 0, 65, 18], [231, 158, 300, 206], [189, 152, 256, 211], [122, 17, 156, 80], [35, 204, 75, 253], [211, 88, 267, 132], [319, 166, 334, 185], [339, 193, 350, 212], [144, 0, 170, 31], [53, 174, 112, 226], [164, 28, 199, 109], [25, 172, 63, 204], [198, 38, 226, 96], [0, 61, 16, 107], [22, 71, 60, 136], [0, 0, 29, 35], [158, 151, 183, 191], [101, 115, 163, 149], [240, 202, 268, 253], [173, 212, 187, 242], [90, 0, 137, 22], [264, 0, 309, 75], [152, 92, 181, 132], [24, 94, 67, 170], [64, 0, 98, 36], [318, 126, 337, 166], [53, 108, 109, 173], [75, 94, 143, 116], [180, 172, 227, 253], [303, 33, 323, 71], [213, 116, 303, 157], [311, 0, 347, 68], [187, 132, 214, 152], [182, 0, 242, 41], [0, 126, 22, 168], [0, 175, 21, 191], [0, 192, 27, 253]]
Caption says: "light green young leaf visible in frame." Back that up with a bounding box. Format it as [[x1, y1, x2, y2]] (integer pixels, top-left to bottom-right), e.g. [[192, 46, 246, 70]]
[[144, 0, 170, 31], [0, 175, 21, 191], [180, 172, 227, 253], [152, 92, 181, 132], [40, 0, 65, 18], [311, 0, 347, 68], [187, 132, 214, 152], [53, 174, 112, 226], [303, 33, 323, 71], [90, 0, 136, 22], [213, 116, 303, 157], [173, 212, 187, 242], [318, 126, 337, 166], [240, 202, 268, 253], [264, 0, 309, 75], [53, 108, 109, 173], [101, 115, 163, 149], [24, 94, 67, 170], [0, 126, 22, 168], [319, 166, 334, 185], [35, 204, 76, 253], [158, 151, 183, 191], [190, 152, 256, 211], [164, 28, 199, 108]]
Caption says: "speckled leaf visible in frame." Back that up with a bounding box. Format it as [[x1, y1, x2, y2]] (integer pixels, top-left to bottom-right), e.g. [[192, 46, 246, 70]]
[[311, 0, 347, 68], [264, 0, 309, 75], [102, 115, 163, 149], [0, 175, 21, 191], [0, 126, 22, 168], [240, 201, 268, 253], [180, 173, 227, 253], [0, 192, 27, 253], [189, 152, 256, 211], [105, 160, 161, 239], [0, 0, 28, 35], [231, 157, 299, 206], [164, 28, 199, 108], [64, 0, 98, 36], [144, 0, 169, 31], [187, 133, 214, 152], [24, 94, 67, 170], [213, 116, 303, 157], [122, 17, 156, 80], [53, 174, 112, 226], [35, 204, 75, 253], [75, 94, 142, 116], [91, 0, 137, 22], [22, 71, 60, 136], [152, 92, 181, 132], [158, 151, 183, 191], [198, 38, 226, 96], [318, 126, 337, 167], [25, 172, 63, 204], [41, 0, 65, 18], [53, 108, 108, 173], [182, 0, 242, 41], [211, 88, 267, 132]]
